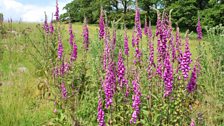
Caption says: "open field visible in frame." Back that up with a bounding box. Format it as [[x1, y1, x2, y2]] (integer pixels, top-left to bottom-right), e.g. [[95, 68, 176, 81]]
[[0, 19, 224, 126]]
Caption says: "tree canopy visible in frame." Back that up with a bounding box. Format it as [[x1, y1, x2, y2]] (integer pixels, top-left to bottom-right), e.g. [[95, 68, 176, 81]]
[[61, 0, 224, 29]]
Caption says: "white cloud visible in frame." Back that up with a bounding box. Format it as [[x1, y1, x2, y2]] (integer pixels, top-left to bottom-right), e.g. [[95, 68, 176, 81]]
[[0, 0, 71, 22]]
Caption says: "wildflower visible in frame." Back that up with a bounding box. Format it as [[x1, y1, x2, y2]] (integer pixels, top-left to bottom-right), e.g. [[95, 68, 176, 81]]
[[132, 30, 136, 47], [134, 47, 142, 65], [163, 53, 173, 97], [196, 16, 202, 40], [69, 23, 74, 46], [103, 37, 110, 70], [49, 20, 54, 34], [60, 62, 70, 76], [190, 119, 195, 126], [124, 29, 129, 56], [99, 9, 105, 40], [180, 31, 192, 80], [103, 59, 116, 108], [130, 73, 141, 124], [61, 82, 67, 99], [117, 49, 127, 88], [57, 33, 63, 60], [83, 19, 89, 51], [43, 12, 49, 33], [135, 7, 142, 39], [147, 41, 155, 79], [55, 0, 59, 21], [176, 26, 182, 64], [187, 62, 200, 93], [70, 40, 77, 62], [97, 97, 105, 126]]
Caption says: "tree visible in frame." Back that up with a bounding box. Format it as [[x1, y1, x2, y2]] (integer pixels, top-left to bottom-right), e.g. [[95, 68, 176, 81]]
[[138, 0, 159, 24]]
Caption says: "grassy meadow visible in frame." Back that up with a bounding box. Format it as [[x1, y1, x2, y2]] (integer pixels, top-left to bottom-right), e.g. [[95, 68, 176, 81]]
[[0, 21, 223, 126]]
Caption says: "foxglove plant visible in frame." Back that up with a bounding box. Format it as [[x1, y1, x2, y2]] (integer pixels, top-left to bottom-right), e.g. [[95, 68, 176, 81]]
[[163, 52, 173, 97], [196, 16, 202, 40], [97, 97, 105, 126], [176, 26, 182, 64], [49, 20, 54, 34], [134, 47, 142, 65], [70, 40, 77, 62], [99, 9, 105, 40], [43, 12, 49, 33], [103, 59, 116, 108], [83, 19, 89, 51], [57, 33, 63, 60], [61, 82, 67, 99], [69, 23, 74, 46], [190, 119, 195, 126], [130, 73, 141, 124], [180, 31, 192, 80], [124, 29, 129, 56], [187, 62, 199, 93], [134, 6, 142, 39], [117, 49, 127, 88], [132, 30, 136, 47], [55, 0, 59, 21]]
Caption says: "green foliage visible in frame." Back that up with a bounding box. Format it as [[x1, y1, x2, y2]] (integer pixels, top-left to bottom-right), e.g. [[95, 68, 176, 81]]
[[201, 4, 224, 27]]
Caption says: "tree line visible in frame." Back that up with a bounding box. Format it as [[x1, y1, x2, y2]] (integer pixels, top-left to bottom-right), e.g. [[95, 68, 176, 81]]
[[61, 0, 224, 30]]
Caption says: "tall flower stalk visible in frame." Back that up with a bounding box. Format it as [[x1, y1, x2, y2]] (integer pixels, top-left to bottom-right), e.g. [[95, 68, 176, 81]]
[[99, 8, 105, 40], [97, 96, 105, 126], [130, 72, 141, 124], [83, 18, 89, 51], [57, 33, 63, 60], [134, 3, 142, 39], [196, 16, 202, 40], [55, 0, 59, 21], [180, 31, 192, 80]]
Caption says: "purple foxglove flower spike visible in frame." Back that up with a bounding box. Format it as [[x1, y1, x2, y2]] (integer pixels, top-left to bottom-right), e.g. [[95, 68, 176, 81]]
[[124, 29, 129, 56], [134, 47, 142, 65], [187, 62, 200, 93], [132, 30, 136, 47], [130, 72, 141, 124], [103, 59, 116, 108], [70, 40, 77, 62], [135, 7, 142, 39], [117, 49, 127, 88], [99, 9, 105, 40], [57, 33, 63, 60], [43, 12, 49, 33], [147, 41, 155, 79], [180, 31, 192, 80], [163, 52, 173, 97], [49, 20, 54, 34], [69, 23, 74, 47], [97, 96, 105, 126], [55, 0, 59, 21], [83, 19, 89, 51], [61, 82, 67, 99], [190, 119, 195, 126], [196, 16, 202, 40]]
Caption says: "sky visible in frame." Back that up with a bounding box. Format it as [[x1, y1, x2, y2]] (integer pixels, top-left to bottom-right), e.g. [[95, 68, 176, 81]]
[[0, 0, 72, 22]]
